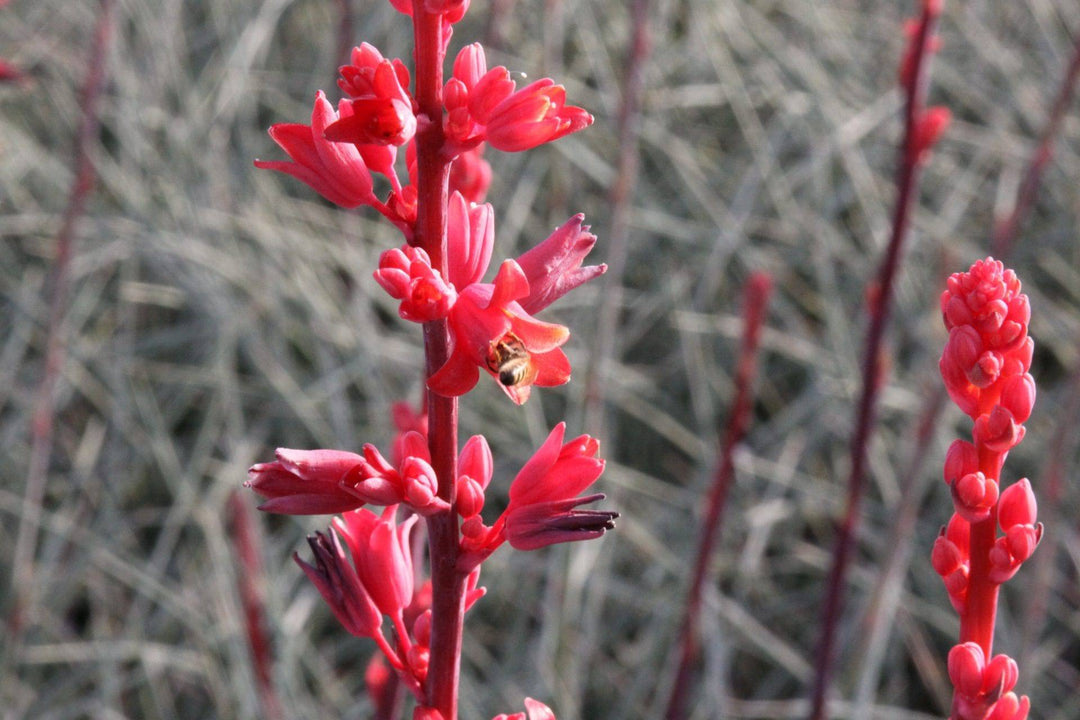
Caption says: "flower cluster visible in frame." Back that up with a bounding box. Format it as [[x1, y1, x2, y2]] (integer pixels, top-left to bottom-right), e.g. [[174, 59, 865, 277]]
[[249, 1, 614, 717], [933, 258, 1040, 720]]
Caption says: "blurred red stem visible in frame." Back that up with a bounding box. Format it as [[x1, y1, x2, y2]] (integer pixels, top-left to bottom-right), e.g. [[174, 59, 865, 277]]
[[8, 0, 112, 643], [991, 30, 1080, 258], [227, 492, 283, 720], [664, 273, 771, 720], [808, 3, 941, 718], [584, 0, 650, 437], [958, 450, 1004, 657], [412, 9, 464, 720]]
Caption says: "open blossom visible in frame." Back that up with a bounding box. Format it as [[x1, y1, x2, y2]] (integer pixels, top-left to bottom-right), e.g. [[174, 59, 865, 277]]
[[499, 423, 614, 550], [444, 43, 592, 152], [255, 91, 377, 208], [428, 260, 571, 405], [328, 43, 417, 147], [515, 214, 606, 314]]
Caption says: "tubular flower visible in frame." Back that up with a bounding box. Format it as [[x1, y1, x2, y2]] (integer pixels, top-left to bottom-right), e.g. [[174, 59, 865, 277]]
[[448, 145, 492, 203], [248, 432, 450, 516], [499, 423, 615, 550], [255, 91, 378, 208], [334, 506, 419, 619], [948, 643, 1029, 720], [428, 260, 571, 405], [247, 448, 370, 515], [515, 214, 606, 314], [330, 43, 417, 147], [455, 434, 493, 518], [374, 245, 458, 322], [444, 43, 593, 153], [294, 530, 382, 639], [446, 191, 495, 288]]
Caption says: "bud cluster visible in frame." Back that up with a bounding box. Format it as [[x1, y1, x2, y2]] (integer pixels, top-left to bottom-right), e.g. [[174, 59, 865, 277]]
[[934, 258, 1040, 720]]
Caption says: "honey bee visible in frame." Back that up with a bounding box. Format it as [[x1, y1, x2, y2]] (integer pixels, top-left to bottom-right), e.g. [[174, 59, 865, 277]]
[[486, 334, 537, 387]]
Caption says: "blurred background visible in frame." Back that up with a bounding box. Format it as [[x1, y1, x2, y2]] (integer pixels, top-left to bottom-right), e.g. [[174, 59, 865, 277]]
[[3, 0, 1080, 718]]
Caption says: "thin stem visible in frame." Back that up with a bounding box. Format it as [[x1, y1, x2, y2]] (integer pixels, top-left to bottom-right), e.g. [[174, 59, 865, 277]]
[[664, 273, 771, 720], [6, 0, 112, 661], [583, 0, 651, 439], [808, 3, 941, 718], [959, 450, 1005, 657], [992, 30, 1080, 259], [227, 492, 283, 720], [411, 8, 465, 719]]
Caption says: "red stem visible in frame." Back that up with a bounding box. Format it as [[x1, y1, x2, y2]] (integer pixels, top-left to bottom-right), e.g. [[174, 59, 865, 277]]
[[227, 492, 284, 720], [664, 273, 771, 720], [411, 9, 465, 719], [808, 3, 941, 718], [7, 0, 112, 646], [959, 450, 1005, 658], [992, 30, 1080, 259]]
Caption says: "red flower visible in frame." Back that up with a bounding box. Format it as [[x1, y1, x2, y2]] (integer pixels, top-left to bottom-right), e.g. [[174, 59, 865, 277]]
[[947, 643, 1029, 720], [294, 530, 382, 639], [247, 448, 369, 515], [374, 245, 457, 322], [448, 145, 492, 203], [248, 434, 450, 516], [335, 507, 418, 619], [515, 214, 606, 314], [446, 191, 494, 288], [455, 434, 493, 518], [939, 258, 1033, 421], [255, 91, 377, 208], [500, 423, 614, 550], [329, 43, 417, 147], [428, 260, 571, 405], [493, 698, 556, 720], [444, 44, 592, 153]]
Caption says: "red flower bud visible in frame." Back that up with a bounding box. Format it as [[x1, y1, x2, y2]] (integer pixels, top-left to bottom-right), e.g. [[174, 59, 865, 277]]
[[998, 478, 1037, 530]]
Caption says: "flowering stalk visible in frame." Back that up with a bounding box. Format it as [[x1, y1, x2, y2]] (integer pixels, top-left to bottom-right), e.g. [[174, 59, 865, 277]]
[[249, 3, 612, 719], [991, 32, 1080, 259], [226, 491, 283, 720], [808, 2, 949, 717], [934, 258, 1039, 719], [665, 272, 771, 720], [8, 0, 112, 651]]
